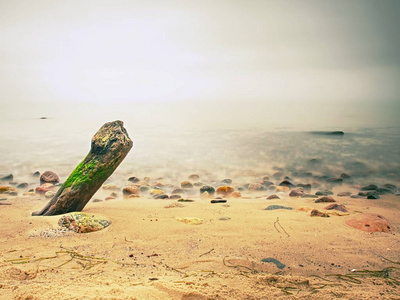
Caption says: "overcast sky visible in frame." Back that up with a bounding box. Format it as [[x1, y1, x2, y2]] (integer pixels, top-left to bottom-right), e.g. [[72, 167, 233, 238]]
[[1, 0, 400, 106]]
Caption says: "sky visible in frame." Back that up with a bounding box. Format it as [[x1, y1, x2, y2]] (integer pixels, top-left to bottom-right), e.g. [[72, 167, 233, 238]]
[[1, 0, 400, 115]]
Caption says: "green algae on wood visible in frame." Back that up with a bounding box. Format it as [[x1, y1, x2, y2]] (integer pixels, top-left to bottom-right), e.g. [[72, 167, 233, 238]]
[[32, 120, 133, 216]]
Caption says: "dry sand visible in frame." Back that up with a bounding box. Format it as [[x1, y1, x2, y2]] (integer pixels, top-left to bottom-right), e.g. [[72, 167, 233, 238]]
[[1, 190, 399, 300]]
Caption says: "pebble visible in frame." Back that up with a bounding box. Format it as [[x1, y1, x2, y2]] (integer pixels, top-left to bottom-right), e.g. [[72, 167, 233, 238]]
[[278, 180, 294, 188], [200, 186, 215, 195], [32, 171, 40, 177], [169, 194, 182, 199], [315, 196, 336, 203], [262, 180, 274, 187], [248, 183, 265, 191], [188, 174, 200, 181], [289, 188, 304, 197], [172, 188, 185, 195], [40, 171, 60, 185], [128, 176, 140, 183], [16, 182, 29, 189], [122, 186, 141, 197], [0, 186, 18, 196], [324, 203, 348, 212], [181, 181, 193, 189], [0, 174, 13, 181], [376, 188, 394, 195], [221, 179, 232, 184], [337, 192, 352, 197], [367, 192, 380, 199], [315, 190, 333, 196], [310, 209, 330, 217], [211, 199, 227, 203], [154, 194, 169, 199], [296, 183, 311, 191], [382, 184, 397, 193], [267, 194, 280, 200], [216, 186, 234, 197], [58, 212, 111, 233], [265, 205, 292, 210], [361, 184, 378, 191], [229, 191, 242, 198]]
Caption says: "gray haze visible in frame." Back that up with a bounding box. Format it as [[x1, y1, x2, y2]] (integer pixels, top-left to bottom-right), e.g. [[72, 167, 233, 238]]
[[1, 0, 400, 128]]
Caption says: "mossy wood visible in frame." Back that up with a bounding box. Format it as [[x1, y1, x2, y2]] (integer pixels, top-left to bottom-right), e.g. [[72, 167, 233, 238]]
[[32, 120, 133, 216]]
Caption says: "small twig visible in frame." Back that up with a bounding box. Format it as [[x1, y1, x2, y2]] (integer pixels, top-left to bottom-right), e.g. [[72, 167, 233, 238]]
[[199, 248, 215, 257], [274, 217, 290, 237]]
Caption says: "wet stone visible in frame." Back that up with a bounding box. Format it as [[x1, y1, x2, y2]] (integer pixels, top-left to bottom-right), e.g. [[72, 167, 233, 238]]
[[376, 188, 394, 195], [40, 171, 60, 185], [16, 182, 29, 189], [337, 192, 352, 197], [361, 184, 378, 191], [367, 192, 380, 199], [324, 203, 348, 212], [358, 191, 368, 197], [221, 179, 232, 184], [267, 194, 280, 200], [265, 205, 292, 210], [154, 194, 169, 199], [289, 188, 304, 197], [181, 181, 193, 189], [216, 186, 234, 197], [315, 190, 333, 196], [296, 183, 311, 191], [58, 212, 111, 233], [315, 196, 336, 203], [32, 171, 40, 177], [199, 186, 215, 196], [278, 180, 295, 188], [382, 184, 397, 193], [0, 174, 13, 181], [128, 176, 140, 183]]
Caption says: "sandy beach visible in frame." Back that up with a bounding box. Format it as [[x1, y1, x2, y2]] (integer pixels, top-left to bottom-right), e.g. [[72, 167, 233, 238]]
[[1, 177, 399, 300]]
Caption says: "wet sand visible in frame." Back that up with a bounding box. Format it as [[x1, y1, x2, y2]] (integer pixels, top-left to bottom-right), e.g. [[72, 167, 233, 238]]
[[1, 184, 399, 299]]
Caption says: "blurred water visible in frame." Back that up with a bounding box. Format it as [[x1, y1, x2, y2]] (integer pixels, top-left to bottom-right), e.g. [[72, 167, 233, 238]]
[[0, 101, 399, 186]]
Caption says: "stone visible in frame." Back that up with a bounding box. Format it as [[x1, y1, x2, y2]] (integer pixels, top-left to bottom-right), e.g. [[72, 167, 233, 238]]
[[248, 183, 265, 191], [0, 174, 13, 181], [58, 212, 111, 233], [16, 182, 28, 189], [216, 186, 234, 197], [315, 190, 333, 196], [122, 186, 141, 198], [296, 183, 311, 191], [315, 196, 336, 203], [267, 194, 280, 200], [39, 171, 60, 185], [301, 194, 319, 198], [199, 185, 215, 196], [261, 175, 270, 180], [188, 174, 200, 181], [221, 179, 232, 184], [45, 191, 55, 198], [154, 194, 169, 199], [262, 180, 274, 187], [310, 209, 330, 217], [169, 194, 182, 199], [382, 184, 397, 193], [211, 199, 227, 203], [361, 184, 378, 191], [278, 180, 294, 188], [32, 171, 40, 177], [181, 181, 193, 189], [367, 192, 380, 199], [289, 188, 304, 197], [324, 203, 348, 212], [340, 173, 351, 179], [35, 183, 56, 195], [345, 214, 391, 233], [229, 191, 242, 198], [265, 205, 292, 210], [358, 191, 368, 196], [376, 188, 394, 195], [103, 184, 121, 190], [32, 121, 133, 216], [337, 192, 352, 197], [172, 188, 185, 195], [128, 176, 140, 183], [0, 186, 18, 196]]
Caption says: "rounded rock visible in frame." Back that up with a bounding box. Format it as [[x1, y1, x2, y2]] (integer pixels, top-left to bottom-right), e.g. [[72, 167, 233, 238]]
[[181, 181, 193, 189], [200, 185, 215, 196], [122, 186, 141, 197], [40, 171, 60, 185], [216, 186, 234, 197]]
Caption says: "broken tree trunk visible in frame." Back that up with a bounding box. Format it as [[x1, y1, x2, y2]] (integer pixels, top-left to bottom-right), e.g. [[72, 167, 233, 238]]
[[32, 120, 133, 216]]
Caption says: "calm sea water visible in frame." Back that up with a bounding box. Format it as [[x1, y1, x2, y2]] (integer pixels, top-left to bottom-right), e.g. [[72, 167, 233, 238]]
[[1, 101, 399, 187]]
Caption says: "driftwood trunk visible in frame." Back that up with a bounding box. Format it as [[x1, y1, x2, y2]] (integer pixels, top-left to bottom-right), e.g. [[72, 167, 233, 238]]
[[32, 120, 133, 216]]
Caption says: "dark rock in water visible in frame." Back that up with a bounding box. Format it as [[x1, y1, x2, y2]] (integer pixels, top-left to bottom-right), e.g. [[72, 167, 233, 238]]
[[351, 195, 361, 199], [289, 189, 304, 197], [315, 190, 333, 196], [128, 176, 140, 183], [296, 183, 311, 191], [32, 171, 40, 177], [309, 131, 344, 136], [154, 194, 169, 199], [16, 182, 29, 189], [382, 184, 397, 193], [0, 174, 13, 181], [261, 258, 286, 269], [200, 186, 215, 195], [301, 194, 319, 198], [58, 212, 111, 233], [0, 186, 18, 196], [361, 184, 378, 191], [310, 209, 330, 217], [40, 171, 60, 185], [376, 188, 394, 195], [265, 205, 292, 210], [267, 194, 280, 200], [367, 192, 380, 199], [211, 199, 227, 203], [340, 173, 351, 179], [324, 203, 348, 212], [337, 192, 352, 197], [169, 194, 182, 199], [358, 191, 368, 197], [326, 178, 343, 184], [279, 180, 294, 188], [315, 196, 336, 203], [221, 179, 232, 184], [346, 214, 391, 233]]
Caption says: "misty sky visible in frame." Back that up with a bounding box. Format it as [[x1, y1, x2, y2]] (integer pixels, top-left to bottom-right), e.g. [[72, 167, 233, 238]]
[[1, 0, 400, 108]]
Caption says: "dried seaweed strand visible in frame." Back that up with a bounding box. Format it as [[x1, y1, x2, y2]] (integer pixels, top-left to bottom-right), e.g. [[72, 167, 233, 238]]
[[274, 217, 290, 237]]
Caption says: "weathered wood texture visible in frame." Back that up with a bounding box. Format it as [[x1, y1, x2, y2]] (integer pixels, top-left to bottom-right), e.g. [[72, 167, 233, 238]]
[[32, 120, 133, 216]]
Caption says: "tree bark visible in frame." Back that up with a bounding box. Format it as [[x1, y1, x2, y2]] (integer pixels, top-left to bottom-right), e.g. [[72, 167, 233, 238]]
[[32, 120, 133, 216]]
